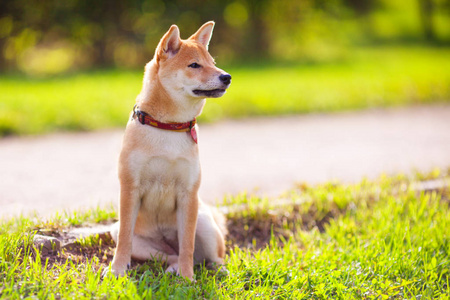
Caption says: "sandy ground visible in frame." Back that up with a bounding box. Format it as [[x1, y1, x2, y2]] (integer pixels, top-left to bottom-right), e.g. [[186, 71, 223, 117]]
[[1, 105, 450, 219]]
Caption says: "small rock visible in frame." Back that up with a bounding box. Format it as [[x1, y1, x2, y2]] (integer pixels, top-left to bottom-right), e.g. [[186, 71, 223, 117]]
[[66, 224, 113, 239], [33, 234, 61, 255]]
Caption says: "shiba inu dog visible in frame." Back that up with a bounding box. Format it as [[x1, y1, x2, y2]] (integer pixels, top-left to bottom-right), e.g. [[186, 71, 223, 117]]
[[104, 21, 231, 281]]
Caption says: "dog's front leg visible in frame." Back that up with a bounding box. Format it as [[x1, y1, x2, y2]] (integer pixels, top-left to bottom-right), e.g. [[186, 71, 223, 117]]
[[175, 193, 199, 281], [109, 187, 140, 276]]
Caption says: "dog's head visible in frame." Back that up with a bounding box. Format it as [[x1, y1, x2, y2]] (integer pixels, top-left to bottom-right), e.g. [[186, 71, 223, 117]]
[[154, 21, 231, 100]]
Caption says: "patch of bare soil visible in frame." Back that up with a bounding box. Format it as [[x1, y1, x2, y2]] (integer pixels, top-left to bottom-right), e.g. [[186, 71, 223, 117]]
[[32, 226, 116, 272], [30, 203, 342, 274], [226, 204, 341, 250]]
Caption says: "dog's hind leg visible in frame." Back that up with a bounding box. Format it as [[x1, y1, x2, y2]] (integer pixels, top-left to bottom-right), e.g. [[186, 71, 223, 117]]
[[110, 222, 179, 268], [193, 205, 226, 267]]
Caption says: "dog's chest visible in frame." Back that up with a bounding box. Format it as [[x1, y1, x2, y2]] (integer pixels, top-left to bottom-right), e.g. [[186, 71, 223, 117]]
[[125, 122, 200, 207]]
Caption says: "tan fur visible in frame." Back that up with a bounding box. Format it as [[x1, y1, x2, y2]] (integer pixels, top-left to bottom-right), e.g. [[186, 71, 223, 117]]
[[104, 21, 230, 281]]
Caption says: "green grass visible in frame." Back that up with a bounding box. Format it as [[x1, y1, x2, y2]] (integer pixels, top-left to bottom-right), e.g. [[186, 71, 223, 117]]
[[0, 46, 449, 136], [1, 170, 449, 299]]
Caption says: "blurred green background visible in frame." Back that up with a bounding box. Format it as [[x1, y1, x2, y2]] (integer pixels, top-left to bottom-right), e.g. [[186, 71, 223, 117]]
[[0, 0, 449, 135]]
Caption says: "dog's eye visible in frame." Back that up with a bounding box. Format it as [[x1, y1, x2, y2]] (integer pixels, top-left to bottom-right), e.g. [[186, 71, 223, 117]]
[[188, 62, 201, 69]]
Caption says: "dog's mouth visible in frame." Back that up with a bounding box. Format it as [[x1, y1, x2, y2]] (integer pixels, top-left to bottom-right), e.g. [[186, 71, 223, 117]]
[[192, 89, 226, 98]]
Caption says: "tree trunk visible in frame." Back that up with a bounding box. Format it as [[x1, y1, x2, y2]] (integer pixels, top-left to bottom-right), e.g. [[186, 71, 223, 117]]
[[419, 0, 435, 41]]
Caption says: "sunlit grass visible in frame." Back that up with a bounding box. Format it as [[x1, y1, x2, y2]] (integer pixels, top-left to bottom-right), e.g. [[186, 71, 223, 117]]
[[209, 46, 450, 119], [1, 170, 449, 298], [0, 70, 141, 135], [0, 46, 449, 136]]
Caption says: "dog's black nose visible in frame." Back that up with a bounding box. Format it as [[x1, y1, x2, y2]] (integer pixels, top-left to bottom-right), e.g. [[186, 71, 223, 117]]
[[219, 74, 231, 85]]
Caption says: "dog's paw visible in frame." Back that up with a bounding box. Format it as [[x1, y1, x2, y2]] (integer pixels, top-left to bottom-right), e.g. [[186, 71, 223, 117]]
[[165, 263, 179, 274], [165, 263, 196, 282], [101, 267, 113, 278], [102, 262, 131, 278]]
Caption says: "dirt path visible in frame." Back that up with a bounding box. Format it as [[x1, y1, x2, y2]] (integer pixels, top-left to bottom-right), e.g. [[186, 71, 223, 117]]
[[1, 105, 450, 219]]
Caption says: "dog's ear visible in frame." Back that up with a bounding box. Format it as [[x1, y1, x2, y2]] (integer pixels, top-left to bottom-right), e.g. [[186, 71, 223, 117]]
[[156, 25, 181, 60], [189, 21, 215, 50]]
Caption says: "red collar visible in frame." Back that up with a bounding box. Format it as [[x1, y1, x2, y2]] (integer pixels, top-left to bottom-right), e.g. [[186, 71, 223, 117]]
[[133, 105, 198, 143]]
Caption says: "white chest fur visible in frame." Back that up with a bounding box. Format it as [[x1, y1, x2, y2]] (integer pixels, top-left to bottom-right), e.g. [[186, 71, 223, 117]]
[[121, 119, 201, 229]]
